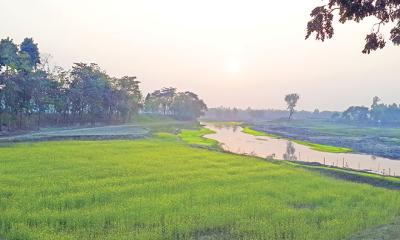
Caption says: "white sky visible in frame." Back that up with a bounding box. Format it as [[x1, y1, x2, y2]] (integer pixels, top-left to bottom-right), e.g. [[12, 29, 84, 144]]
[[1, 0, 399, 111]]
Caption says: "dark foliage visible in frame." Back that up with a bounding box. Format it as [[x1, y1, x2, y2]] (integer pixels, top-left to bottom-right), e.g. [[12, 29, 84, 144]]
[[335, 96, 400, 124], [306, 0, 400, 53], [285, 93, 300, 120], [0, 37, 142, 131], [144, 88, 207, 120]]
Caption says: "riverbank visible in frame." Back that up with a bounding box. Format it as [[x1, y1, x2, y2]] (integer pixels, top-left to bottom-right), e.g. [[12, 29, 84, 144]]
[[242, 126, 352, 153], [203, 122, 400, 177], [249, 119, 400, 159], [195, 124, 400, 184]]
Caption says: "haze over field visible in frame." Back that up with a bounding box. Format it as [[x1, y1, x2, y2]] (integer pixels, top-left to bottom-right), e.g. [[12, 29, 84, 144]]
[[1, 0, 399, 110]]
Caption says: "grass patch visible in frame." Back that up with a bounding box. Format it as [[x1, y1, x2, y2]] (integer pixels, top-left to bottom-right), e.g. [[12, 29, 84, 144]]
[[242, 126, 352, 153], [133, 114, 198, 133], [242, 126, 279, 137], [205, 121, 242, 126], [178, 127, 220, 149], [0, 137, 399, 239], [292, 140, 352, 153]]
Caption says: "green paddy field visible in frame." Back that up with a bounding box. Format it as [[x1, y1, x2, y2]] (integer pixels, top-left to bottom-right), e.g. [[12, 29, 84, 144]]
[[0, 120, 400, 239]]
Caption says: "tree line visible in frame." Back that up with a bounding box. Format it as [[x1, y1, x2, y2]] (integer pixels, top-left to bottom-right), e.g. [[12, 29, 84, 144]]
[[0, 37, 207, 132], [333, 96, 400, 125], [204, 106, 334, 122]]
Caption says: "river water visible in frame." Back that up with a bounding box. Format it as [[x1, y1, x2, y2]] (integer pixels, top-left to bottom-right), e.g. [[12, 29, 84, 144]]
[[203, 122, 400, 177]]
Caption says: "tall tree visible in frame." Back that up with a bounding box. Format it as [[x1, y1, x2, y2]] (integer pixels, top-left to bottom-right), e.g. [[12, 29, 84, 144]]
[[0, 38, 19, 71], [112, 76, 142, 121], [159, 87, 176, 115], [70, 63, 110, 124], [20, 38, 41, 70], [284, 93, 300, 120], [371, 96, 381, 109], [170, 91, 207, 120], [306, 0, 400, 53]]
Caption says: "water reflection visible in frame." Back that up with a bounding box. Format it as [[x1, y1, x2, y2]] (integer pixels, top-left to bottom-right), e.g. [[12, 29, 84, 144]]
[[203, 122, 400, 177], [212, 123, 239, 132], [283, 141, 297, 161]]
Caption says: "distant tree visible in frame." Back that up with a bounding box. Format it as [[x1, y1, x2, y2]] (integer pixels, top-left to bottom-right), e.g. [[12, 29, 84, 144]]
[[70, 63, 111, 124], [144, 91, 160, 113], [284, 93, 300, 120], [170, 91, 207, 120], [371, 96, 381, 109], [144, 88, 207, 120], [342, 106, 370, 122], [112, 76, 142, 121], [334, 96, 400, 125], [31, 70, 53, 128], [159, 87, 176, 115], [19, 38, 41, 70], [306, 0, 400, 53], [0, 38, 19, 71]]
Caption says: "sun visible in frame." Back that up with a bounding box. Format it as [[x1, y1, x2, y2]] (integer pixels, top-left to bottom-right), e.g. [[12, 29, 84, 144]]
[[224, 58, 241, 75]]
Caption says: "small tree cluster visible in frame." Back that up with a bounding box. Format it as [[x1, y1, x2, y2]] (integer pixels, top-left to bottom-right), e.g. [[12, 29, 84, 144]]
[[333, 96, 400, 124], [144, 88, 207, 120]]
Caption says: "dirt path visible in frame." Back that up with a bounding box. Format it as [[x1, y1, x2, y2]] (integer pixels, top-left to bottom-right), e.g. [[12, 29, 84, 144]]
[[0, 124, 150, 143], [351, 221, 400, 240]]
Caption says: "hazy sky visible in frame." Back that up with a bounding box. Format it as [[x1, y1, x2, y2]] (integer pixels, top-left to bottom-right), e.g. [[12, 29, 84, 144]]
[[1, 0, 399, 111]]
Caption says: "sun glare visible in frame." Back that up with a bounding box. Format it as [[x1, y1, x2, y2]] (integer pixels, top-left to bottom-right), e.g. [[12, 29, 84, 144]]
[[225, 58, 241, 75]]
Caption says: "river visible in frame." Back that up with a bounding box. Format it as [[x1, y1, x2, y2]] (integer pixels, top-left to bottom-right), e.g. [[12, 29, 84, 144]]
[[203, 122, 400, 177]]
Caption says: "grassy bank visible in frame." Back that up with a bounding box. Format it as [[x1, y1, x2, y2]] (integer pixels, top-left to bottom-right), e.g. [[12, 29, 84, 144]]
[[178, 128, 220, 149], [1, 135, 400, 239], [242, 126, 279, 138], [242, 126, 352, 153], [292, 140, 352, 153]]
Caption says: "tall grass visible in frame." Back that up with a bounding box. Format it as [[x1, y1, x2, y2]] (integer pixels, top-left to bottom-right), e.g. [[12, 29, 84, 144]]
[[0, 137, 399, 239]]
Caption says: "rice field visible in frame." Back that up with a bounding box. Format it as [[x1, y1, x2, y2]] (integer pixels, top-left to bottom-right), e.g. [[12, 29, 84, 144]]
[[1, 133, 400, 239]]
